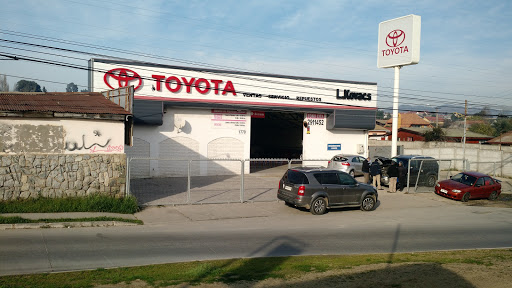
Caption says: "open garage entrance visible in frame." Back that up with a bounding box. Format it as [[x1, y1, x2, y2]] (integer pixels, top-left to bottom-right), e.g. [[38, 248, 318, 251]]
[[250, 111, 304, 160]]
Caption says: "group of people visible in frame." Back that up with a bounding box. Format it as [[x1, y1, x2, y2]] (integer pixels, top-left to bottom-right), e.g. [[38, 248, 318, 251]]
[[362, 157, 407, 193]]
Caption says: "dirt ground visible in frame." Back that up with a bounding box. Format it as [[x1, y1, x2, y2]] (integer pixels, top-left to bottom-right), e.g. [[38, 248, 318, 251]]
[[96, 258, 512, 288]]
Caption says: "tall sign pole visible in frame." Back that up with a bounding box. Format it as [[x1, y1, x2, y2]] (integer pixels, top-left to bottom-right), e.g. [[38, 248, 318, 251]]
[[378, 15, 421, 157]]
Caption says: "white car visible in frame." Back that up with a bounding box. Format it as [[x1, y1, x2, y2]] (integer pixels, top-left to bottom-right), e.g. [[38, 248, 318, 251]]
[[327, 154, 366, 178]]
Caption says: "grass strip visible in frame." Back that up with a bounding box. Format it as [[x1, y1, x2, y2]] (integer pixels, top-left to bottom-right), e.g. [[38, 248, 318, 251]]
[[0, 195, 139, 214], [0, 249, 510, 288], [0, 216, 143, 225]]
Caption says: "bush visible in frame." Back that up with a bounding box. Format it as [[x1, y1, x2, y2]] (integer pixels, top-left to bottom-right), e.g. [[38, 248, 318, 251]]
[[0, 195, 139, 214]]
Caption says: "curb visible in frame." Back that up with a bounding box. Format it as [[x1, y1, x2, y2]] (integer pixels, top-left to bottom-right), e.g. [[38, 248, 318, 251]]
[[0, 221, 140, 230]]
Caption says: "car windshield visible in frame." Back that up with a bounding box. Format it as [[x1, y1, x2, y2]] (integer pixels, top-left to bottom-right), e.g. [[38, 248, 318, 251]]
[[450, 173, 477, 186]]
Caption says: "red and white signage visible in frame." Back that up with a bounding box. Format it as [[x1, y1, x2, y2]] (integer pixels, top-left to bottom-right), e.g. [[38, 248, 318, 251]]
[[377, 15, 421, 68], [90, 60, 378, 110]]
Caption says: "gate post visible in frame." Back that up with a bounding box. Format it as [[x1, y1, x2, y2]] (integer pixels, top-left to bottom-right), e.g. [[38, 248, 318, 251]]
[[187, 160, 191, 204], [240, 159, 245, 203]]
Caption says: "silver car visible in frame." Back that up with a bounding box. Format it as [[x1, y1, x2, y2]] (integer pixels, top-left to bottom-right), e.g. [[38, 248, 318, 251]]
[[327, 154, 366, 178]]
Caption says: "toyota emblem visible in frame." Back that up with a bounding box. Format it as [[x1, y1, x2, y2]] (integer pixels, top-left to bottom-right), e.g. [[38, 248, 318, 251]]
[[104, 68, 142, 90], [385, 29, 405, 48]]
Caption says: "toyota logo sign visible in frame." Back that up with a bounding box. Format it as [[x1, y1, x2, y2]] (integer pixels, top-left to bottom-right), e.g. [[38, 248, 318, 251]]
[[104, 68, 142, 90], [385, 29, 405, 48]]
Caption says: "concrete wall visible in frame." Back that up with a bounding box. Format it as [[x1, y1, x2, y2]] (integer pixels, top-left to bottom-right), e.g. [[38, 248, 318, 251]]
[[0, 118, 125, 154], [369, 140, 512, 177], [0, 154, 126, 201]]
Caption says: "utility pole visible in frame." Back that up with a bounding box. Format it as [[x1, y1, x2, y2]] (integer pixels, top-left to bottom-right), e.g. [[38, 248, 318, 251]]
[[462, 100, 467, 171], [435, 107, 439, 128]]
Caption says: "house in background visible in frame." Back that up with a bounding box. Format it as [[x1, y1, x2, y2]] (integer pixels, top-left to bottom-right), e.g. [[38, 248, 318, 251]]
[[487, 131, 512, 147], [384, 112, 432, 129], [397, 127, 493, 143], [369, 124, 391, 140]]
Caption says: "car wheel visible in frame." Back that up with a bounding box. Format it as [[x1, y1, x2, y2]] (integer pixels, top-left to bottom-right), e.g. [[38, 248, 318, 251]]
[[361, 195, 376, 211], [349, 170, 355, 178], [310, 197, 327, 215], [427, 175, 437, 187], [488, 191, 498, 201], [462, 192, 470, 202]]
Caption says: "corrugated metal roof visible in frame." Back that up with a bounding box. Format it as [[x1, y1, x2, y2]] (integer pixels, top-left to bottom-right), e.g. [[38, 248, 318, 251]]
[[0, 92, 131, 115]]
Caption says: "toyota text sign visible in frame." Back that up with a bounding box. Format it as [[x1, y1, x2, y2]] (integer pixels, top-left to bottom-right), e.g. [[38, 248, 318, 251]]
[[377, 15, 421, 68]]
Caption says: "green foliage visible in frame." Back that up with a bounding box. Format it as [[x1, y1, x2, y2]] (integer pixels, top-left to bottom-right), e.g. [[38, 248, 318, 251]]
[[469, 122, 495, 136], [66, 82, 78, 92], [424, 127, 446, 142], [376, 110, 385, 120], [0, 216, 142, 224], [14, 80, 42, 92], [492, 118, 512, 137], [0, 250, 510, 288], [0, 195, 139, 214]]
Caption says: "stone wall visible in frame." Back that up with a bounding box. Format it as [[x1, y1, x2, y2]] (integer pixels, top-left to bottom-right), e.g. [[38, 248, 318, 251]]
[[0, 154, 126, 201]]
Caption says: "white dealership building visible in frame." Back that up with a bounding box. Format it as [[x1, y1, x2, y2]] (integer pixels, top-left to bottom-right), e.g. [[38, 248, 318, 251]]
[[89, 59, 377, 177]]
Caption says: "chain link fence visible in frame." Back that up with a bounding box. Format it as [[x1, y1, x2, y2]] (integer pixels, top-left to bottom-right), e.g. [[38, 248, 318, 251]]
[[127, 157, 510, 205], [128, 158, 331, 206]]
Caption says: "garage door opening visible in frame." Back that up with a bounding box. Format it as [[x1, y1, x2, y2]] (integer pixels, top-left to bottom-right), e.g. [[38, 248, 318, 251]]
[[250, 111, 303, 160]]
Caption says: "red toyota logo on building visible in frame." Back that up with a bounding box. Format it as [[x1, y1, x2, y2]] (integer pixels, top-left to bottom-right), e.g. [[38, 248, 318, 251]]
[[104, 68, 142, 90], [386, 29, 405, 48]]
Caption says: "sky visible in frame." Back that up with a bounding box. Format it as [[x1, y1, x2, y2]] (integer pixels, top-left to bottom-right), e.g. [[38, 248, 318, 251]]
[[0, 0, 511, 115]]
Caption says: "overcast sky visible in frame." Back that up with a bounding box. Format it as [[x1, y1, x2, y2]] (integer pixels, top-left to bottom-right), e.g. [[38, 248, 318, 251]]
[[1, 0, 511, 114]]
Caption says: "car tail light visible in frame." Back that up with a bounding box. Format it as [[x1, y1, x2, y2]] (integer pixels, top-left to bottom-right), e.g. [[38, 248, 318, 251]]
[[328, 161, 331, 165], [297, 186, 305, 196], [342, 162, 350, 166], [279, 180, 282, 189]]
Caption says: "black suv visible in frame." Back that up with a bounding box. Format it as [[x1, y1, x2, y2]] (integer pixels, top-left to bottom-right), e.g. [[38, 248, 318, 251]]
[[277, 167, 378, 215], [392, 155, 439, 187]]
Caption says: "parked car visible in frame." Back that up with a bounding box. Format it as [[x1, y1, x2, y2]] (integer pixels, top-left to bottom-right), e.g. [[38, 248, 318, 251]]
[[435, 171, 502, 202], [369, 156, 394, 185], [391, 155, 439, 187], [277, 167, 378, 215], [327, 154, 366, 178]]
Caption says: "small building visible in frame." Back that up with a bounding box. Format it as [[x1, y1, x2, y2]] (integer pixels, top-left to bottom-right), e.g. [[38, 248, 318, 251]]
[[385, 112, 432, 129], [487, 131, 512, 146], [397, 127, 493, 143], [0, 91, 132, 200]]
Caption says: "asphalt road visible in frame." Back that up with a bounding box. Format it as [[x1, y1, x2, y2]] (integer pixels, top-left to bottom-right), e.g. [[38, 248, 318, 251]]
[[1, 191, 512, 276]]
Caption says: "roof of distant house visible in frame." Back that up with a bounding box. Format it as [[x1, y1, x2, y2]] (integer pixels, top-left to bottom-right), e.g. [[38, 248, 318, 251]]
[[386, 112, 431, 128], [399, 127, 494, 139], [487, 131, 512, 144], [0, 92, 131, 116]]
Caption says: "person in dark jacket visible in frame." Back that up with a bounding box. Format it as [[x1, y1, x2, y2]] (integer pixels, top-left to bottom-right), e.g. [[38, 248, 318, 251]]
[[387, 161, 399, 193], [398, 161, 407, 192], [362, 157, 370, 184], [370, 160, 382, 190]]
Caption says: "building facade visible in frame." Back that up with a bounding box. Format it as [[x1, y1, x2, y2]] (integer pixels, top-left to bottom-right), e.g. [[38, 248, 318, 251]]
[[89, 59, 378, 177]]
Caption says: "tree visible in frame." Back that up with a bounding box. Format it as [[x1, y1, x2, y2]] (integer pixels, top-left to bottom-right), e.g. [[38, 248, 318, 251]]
[[376, 110, 385, 120], [0, 74, 9, 92], [492, 118, 512, 137], [80, 88, 89, 92], [469, 122, 495, 136], [442, 118, 453, 128], [42, 86, 47, 93], [14, 80, 42, 92], [424, 127, 446, 142], [66, 82, 78, 92]]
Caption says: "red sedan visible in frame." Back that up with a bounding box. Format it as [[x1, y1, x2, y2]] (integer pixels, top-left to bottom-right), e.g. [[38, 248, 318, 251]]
[[435, 171, 501, 202]]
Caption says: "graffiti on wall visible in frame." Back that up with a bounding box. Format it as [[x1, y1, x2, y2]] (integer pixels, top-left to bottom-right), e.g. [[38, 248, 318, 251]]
[[65, 130, 121, 153]]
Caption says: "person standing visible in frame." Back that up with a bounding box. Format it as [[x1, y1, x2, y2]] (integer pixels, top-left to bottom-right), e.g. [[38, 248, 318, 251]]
[[370, 160, 382, 190], [398, 161, 407, 193], [362, 157, 370, 184], [387, 161, 399, 193]]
